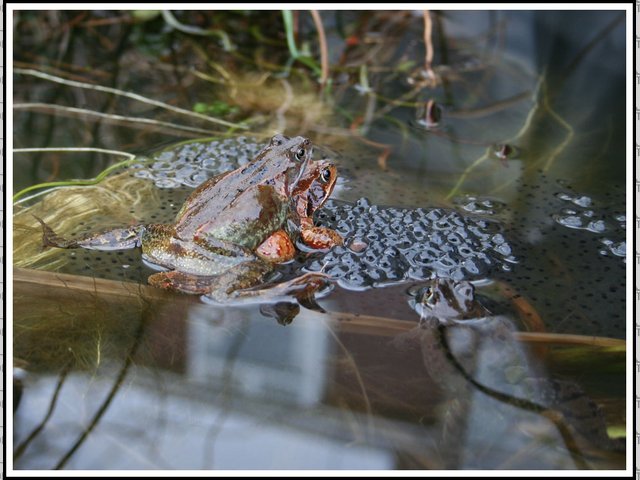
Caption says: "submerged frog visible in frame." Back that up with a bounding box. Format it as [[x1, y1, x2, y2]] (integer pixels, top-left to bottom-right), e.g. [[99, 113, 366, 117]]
[[38, 134, 339, 303], [403, 277, 624, 457], [408, 277, 488, 323]]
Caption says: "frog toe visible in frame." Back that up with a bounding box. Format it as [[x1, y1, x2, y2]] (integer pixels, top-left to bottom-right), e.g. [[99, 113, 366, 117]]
[[275, 272, 333, 300], [33, 215, 78, 249]]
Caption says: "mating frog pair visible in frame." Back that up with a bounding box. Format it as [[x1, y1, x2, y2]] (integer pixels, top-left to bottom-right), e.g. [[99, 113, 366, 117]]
[[38, 134, 343, 303]]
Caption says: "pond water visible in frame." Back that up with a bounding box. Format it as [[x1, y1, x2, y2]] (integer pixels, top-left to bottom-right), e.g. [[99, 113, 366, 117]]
[[10, 9, 629, 471]]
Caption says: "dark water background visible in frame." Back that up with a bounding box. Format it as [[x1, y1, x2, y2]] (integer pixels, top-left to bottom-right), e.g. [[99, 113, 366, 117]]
[[11, 9, 628, 470]]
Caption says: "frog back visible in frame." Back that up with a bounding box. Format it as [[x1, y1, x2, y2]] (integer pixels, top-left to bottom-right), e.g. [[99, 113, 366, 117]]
[[190, 184, 290, 251]]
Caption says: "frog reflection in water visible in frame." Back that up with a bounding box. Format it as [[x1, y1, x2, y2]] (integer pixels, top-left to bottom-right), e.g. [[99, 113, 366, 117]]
[[404, 277, 624, 459], [38, 134, 343, 303]]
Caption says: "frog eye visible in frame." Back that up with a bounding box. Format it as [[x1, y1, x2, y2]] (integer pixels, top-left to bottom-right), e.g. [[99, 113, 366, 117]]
[[422, 286, 435, 305], [320, 168, 332, 183], [295, 148, 306, 161]]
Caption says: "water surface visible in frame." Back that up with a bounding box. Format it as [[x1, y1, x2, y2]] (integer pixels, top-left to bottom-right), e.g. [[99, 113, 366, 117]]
[[11, 9, 628, 470]]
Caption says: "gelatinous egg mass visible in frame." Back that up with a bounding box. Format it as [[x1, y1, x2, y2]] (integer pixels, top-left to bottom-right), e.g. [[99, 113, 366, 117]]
[[491, 172, 626, 339], [130, 136, 264, 188], [292, 197, 517, 290]]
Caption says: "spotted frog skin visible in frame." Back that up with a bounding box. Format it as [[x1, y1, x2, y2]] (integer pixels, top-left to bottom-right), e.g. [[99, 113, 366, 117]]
[[38, 134, 336, 303]]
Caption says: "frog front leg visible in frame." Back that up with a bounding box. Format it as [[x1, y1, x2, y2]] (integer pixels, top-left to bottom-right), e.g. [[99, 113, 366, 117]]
[[255, 226, 343, 262], [35, 215, 144, 251], [300, 225, 344, 249], [255, 230, 296, 262]]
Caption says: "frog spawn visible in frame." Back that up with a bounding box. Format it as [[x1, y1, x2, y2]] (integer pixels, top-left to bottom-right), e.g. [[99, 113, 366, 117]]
[[131, 137, 264, 188], [290, 197, 517, 291], [492, 172, 626, 339], [552, 191, 626, 261]]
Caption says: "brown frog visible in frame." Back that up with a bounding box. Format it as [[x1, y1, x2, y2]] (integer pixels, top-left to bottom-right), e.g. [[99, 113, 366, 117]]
[[409, 277, 488, 323], [38, 134, 337, 303]]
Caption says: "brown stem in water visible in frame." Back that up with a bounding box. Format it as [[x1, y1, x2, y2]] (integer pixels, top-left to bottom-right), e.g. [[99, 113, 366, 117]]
[[310, 10, 329, 87], [422, 10, 436, 84], [349, 116, 392, 170]]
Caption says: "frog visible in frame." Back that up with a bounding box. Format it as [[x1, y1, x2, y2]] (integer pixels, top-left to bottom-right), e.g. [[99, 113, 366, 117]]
[[408, 277, 488, 323], [402, 277, 625, 460], [255, 158, 343, 261], [37, 134, 335, 303]]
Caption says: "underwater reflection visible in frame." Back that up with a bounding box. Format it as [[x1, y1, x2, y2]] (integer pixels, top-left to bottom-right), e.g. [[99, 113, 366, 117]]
[[393, 277, 625, 468], [13, 269, 624, 469]]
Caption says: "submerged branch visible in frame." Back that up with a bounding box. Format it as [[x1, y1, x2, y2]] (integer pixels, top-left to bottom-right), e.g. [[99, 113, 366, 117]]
[[541, 81, 575, 173], [422, 10, 436, 84], [14, 361, 73, 462], [14, 147, 135, 159], [161, 10, 235, 52], [53, 306, 150, 469], [15, 68, 248, 130], [445, 74, 544, 200], [310, 10, 330, 87], [14, 103, 217, 136]]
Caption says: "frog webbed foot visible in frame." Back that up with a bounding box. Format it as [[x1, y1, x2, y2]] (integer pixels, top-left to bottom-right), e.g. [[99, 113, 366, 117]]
[[233, 272, 333, 305], [259, 302, 300, 325], [149, 264, 332, 308], [210, 270, 332, 305], [33, 215, 79, 249]]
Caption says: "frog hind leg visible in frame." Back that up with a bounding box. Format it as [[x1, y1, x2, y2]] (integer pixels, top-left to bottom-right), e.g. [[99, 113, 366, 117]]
[[206, 270, 331, 305], [149, 260, 273, 295], [148, 271, 221, 294], [151, 260, 331, 304], [34, 215, 144, 251]]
